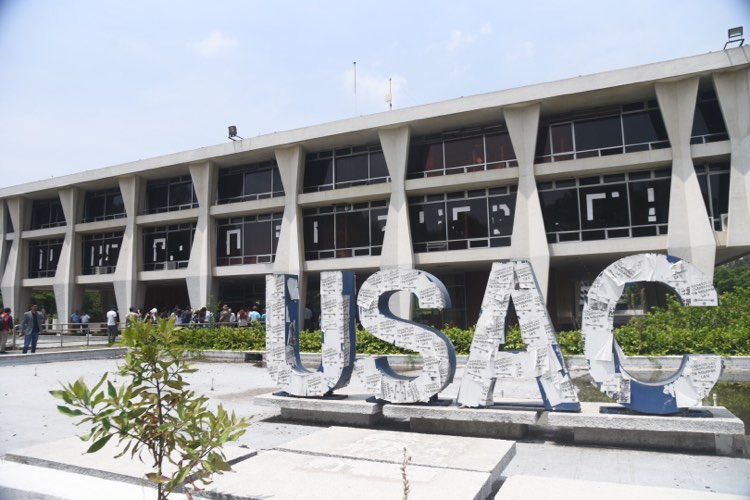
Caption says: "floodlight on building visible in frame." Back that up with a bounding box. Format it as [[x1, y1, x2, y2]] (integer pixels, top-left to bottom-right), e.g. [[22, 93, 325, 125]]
[[228, 125, 243, 141], [724, 26, 744, 49]]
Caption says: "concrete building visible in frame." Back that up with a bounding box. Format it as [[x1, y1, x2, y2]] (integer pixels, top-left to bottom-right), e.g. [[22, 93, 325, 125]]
[[1, 47, 749, 330]]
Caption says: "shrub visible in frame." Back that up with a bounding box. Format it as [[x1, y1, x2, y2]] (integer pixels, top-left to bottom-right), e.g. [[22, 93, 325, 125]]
[[51, 319, 249, 499], [173, 287, 750, 357]]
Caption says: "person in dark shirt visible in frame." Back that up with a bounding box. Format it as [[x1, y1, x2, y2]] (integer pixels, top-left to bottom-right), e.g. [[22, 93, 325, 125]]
[[21, 303, 42, 354]]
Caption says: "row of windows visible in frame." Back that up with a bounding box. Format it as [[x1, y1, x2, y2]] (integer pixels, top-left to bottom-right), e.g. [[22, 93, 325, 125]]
[[17, 94, 730, 232], [28, 238, 63, 278], [408, 126, 517, 180], [538, 169, 672, 242], [27, 175, 198, 230], [145, 175, 198, 214], [82, 232, 122, 275], [217, 161, 284, 204], [22, 162, 732, 278], [302, 201, 388, 260], [303, 146, 390, 193], [217, 213, 282, 266], [409, 186, 517, 252], [143, 223, 196, 271]]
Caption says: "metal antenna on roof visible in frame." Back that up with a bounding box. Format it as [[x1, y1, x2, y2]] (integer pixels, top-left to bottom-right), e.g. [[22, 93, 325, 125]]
[[385, 77, 393, 111], [353, 61, 358, 116]]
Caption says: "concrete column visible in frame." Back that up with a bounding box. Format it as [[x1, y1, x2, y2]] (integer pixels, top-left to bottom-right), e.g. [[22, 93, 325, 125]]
[[656, 77, 716, 278], [113, 176, 145, 314], [1, 197, 30, 317], [504, 103, 551, 300], [53, 188, 82, 326], [0, 202, 7, 284], [378, 126, 414, 318], [187, 162, 217, 309], [274, 146, 306, 326], [713, 67, 750, 247]]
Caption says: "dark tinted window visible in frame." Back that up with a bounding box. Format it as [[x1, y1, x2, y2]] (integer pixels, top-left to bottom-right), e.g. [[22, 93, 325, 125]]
[[575, 115, 622, 151], [623, 110, 668, 145], [83, 188, 126, 222], [81, 232, 123, 274], [142, 223, 196, 270], [217, 161, 284, 204], [539, 171, 671, 243]]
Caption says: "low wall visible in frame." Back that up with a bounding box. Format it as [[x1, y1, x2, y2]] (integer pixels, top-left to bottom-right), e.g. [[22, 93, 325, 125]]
[[2, 348, 749, 382]]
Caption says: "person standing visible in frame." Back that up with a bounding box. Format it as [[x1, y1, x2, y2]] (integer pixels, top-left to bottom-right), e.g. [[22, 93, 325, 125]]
[[81, 311, 91, 336], [249, 306, 261, 322], [21, 303, 42, 354], [70, 310, 81, 332], [0, 307, 12, 354], [126, 307, 138, 327], [106, 305, 119, 343]]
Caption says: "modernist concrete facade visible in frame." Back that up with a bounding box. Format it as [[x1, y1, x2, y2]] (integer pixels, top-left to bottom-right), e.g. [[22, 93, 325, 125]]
[[1, 47, 749, 330]]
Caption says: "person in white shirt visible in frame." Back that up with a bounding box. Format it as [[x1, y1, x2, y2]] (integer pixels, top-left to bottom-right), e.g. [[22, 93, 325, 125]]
[[106, 306, 118, 343], [81, 311, 91, 336]]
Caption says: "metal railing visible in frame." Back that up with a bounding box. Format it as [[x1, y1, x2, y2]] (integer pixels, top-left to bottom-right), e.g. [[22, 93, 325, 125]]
[[2, 322, 121, 351]]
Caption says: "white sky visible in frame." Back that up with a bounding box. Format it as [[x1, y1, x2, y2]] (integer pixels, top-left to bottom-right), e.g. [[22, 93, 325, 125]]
[[0, 0, 748, 189]]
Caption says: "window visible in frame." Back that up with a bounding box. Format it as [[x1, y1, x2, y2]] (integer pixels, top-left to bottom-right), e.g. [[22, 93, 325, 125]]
[[409, 186, 517, 252], [303, 201, 388, 260], [217, 160, 284, 204], [28, 238, 63, 278], [408, 126, 517, 179], [144, 175, 198, 214], [695, 162, 730, 230], [83, 188, 126, 222], [30, 198, 65, 229], [303, 146, 390, 192], [691, 90, 729, 144], [539, 169, 671, 242], [82, 232, 123, 275], [216, 212, 282, 266], [142, 223, 196, 271], [220, 280, 266, 314], [536, 101, 670, 163]]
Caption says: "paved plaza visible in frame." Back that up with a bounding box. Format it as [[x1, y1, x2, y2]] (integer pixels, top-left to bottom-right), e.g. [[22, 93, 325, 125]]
[[0, 354, 748, 498]]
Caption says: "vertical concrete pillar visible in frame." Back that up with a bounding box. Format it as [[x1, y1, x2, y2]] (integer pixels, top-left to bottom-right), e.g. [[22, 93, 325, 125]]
[[274, 146, 306, 326], [713, 67, 750, 247], [656, 77, 716, 278], [187, 162, 217, 309], [114, 176, 145, 314], [53, 188, 82, 326], [0, 202, 7, 284], [505, 103, 551, 300], [379, 126, 414, 317], [1, 197, 30, 317]]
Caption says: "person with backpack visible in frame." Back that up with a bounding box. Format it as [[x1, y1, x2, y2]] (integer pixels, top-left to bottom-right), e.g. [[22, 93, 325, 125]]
[[0, 307, 12, 354]]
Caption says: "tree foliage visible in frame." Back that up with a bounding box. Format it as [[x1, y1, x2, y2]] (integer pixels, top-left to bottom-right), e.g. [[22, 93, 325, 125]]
[[51, 318, 249, 499], [714, 256, 750, 295]]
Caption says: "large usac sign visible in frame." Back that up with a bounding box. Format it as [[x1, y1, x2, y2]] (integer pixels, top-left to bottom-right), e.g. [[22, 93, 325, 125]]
[[265, 253, 721, 415]]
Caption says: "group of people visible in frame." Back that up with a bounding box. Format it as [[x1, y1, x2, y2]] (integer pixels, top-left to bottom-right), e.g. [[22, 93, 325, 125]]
[[1, 300, 272, 356], [121, 304, 267, 328], [0, 304, 48, 355], [2, 303, 53, 354], [217, 305, 265, 327]]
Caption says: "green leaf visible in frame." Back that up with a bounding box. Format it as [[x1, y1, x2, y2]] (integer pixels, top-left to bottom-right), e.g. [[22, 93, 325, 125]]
[[107, 381, 117, 399], [56, 405, 84, 417], [86, 433, 113, 454]]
